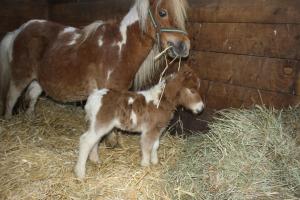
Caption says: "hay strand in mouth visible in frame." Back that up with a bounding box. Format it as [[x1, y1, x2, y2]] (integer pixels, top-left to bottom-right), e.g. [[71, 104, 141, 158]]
[[154, 46, 173, 61]]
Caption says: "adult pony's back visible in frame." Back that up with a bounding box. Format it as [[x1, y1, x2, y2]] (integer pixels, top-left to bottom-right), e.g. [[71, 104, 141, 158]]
[[0, 0, 190, 118]]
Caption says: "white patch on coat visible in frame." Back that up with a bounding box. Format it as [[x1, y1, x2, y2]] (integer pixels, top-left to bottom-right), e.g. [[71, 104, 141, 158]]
[[25, 81, 43, 113], [106, 69, 113, 81], [85, 89, 109, 131], [2, 19, 46, 63], [62, 27, 76, 34], [68, 33, 81, 46], [98, 35, 103, 47], [128, 97, 134, 105], [117, 4, 139, 53], [25, 19, 46, 27], [138, 80, 165, 107], [130, 110, 137, 126]]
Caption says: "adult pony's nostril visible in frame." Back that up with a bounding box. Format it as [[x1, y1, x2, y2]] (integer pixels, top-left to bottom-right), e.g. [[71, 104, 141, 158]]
[[177, 41, 186, 53], [167, 41, 175, 47]]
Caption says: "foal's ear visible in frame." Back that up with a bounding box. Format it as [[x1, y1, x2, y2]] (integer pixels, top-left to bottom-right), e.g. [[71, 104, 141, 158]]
[[183, 70, 193, 79]]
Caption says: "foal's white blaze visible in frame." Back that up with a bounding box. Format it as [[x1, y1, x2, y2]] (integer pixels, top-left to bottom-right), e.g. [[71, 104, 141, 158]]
[[190, 101, 204, 114], [130, 110, 137, 126], [117, 4, 139, 53], [128, 97, 134, 105], [138, 81, 165, 107]]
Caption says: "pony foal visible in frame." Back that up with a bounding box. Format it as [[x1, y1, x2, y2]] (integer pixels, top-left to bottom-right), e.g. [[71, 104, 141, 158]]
[[75, 66, 204, 178]]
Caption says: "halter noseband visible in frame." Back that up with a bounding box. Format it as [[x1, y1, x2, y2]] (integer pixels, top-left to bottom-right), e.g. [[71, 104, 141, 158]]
[[148, 9, 188, 50]]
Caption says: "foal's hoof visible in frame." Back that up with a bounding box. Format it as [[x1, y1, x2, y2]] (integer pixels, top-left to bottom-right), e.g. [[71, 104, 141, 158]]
[[4, 114, 12, 120], [141, 160, 150, 167], [89, 155, 101, 164], [74, 165, 85, 179]]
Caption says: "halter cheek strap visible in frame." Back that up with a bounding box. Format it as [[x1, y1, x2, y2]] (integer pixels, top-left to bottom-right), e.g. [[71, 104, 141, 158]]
[[148, 9, 188, 50]]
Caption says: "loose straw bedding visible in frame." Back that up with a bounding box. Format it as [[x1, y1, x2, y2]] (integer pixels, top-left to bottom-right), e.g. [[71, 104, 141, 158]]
[[0, 98, 184, 200]]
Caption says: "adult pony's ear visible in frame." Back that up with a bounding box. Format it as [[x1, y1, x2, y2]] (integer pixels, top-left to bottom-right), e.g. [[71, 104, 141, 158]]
[[149, 0, 156, 6]]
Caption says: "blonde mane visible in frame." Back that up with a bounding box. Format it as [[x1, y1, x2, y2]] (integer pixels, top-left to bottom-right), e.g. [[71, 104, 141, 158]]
[[79, 0, 188, 90], [133, 0, 189, 90]]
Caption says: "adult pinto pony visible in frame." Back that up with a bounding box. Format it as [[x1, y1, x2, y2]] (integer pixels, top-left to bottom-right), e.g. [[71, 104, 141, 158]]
[[0, 0, 190, 119]]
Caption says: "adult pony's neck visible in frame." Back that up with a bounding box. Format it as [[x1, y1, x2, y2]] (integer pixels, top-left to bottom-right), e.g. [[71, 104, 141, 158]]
[[133, 0, 189, 90]]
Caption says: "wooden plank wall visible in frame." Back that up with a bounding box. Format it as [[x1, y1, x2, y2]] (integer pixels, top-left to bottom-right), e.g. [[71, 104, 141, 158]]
[[0, 0, 48, 39], [188, 0, 300, 109], [1, 0, 299, 110], [48, 0, 132, 27]]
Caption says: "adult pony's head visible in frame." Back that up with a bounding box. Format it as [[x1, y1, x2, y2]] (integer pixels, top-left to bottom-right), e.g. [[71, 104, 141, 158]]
[[137, 0, 190, 58]]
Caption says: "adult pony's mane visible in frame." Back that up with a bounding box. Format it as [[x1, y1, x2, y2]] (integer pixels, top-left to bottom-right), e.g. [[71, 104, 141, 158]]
[[75, 0, 188, 90], [134, 0, 189, 90]]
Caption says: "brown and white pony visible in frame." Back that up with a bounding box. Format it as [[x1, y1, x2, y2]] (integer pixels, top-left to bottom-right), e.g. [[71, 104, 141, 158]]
[[74, 65, 204, 178], [0, 0, 190, 119]]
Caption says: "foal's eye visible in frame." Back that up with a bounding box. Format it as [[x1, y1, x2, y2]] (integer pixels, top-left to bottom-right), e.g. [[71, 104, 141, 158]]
[[159, 9, 168, 17]]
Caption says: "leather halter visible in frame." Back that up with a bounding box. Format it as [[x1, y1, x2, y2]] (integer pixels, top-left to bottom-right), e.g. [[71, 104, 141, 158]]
[[148, 8, 188, 51]]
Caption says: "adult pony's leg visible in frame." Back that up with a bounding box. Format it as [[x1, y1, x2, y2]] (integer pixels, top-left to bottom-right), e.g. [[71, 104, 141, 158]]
[[4, 79, 31, 119], [24, 81, 43, 115], [104, 130, 123, 148]]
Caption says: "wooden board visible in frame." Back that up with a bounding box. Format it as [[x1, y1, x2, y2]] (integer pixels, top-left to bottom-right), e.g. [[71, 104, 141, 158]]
[[188, 23, 300, 60], [0, 3, 48, 32], [49, 1, 131, 25], [188, 0, 300, 24], [200, 80, 300, 109], [189, 51, 300, 95]]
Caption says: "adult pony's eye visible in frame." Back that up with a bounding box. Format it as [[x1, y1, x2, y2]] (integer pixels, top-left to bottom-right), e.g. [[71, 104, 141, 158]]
[[190, 89, 197, 94], [159, 9, 168, 17]]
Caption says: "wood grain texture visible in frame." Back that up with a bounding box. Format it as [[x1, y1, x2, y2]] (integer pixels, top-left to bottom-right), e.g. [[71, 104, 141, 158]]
[[49, 0, 131, 25], [189, 51, 300, 95], [0, 3, 48, 32], [200, 80, 300, 109], [188, 0, 300, 24], [188, 23, 300, 60]]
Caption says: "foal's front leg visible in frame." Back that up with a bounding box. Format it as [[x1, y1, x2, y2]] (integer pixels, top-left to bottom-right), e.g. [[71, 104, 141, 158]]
[[140, 129, 161, 167], [89, 141, 100, 163], [75, 130, 101, 178]]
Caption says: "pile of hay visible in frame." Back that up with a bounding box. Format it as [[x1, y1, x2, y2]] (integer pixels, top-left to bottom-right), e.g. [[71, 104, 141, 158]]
[[2, 98, 300, 199], [165, 106, 300, 199], [0, 98, 185, 199]]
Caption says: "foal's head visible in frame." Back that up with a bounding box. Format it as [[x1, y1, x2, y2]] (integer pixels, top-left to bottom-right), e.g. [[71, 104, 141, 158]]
[[139, 0, 190, 58], [167, 66, 204, 114]]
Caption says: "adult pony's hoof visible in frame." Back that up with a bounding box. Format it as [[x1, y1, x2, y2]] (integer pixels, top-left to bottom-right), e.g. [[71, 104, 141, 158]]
[[104, 131, 123, 148]]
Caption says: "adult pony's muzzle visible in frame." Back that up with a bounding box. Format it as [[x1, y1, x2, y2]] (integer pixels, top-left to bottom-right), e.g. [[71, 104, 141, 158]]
[[167, 40, 190, 58], [161, 32, 191, 58]]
